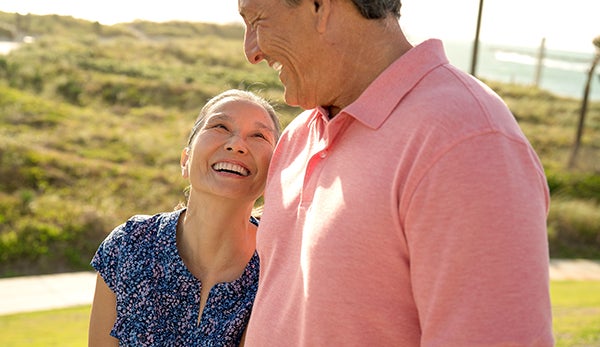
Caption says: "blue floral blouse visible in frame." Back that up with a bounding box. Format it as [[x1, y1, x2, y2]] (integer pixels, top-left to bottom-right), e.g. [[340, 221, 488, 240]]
[[91, 209, 259, 346]]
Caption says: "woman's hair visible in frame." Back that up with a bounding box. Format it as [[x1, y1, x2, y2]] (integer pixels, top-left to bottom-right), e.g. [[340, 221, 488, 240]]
[[283, 0, 401, 19], [186, 89, 281, 148]]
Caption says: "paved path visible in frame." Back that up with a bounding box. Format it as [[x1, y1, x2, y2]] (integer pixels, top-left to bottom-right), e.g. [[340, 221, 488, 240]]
[[548, 259, 600, 281], [0, 271, 97, 316], [1, 259, 599, 316]]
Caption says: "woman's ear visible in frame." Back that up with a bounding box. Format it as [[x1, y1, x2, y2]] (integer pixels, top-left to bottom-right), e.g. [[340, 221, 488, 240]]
[[180, 148, 190, 178]]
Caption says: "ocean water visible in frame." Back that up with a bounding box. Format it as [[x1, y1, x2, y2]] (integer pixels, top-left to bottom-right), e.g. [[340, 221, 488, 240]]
[[438, 39, 600, 101]]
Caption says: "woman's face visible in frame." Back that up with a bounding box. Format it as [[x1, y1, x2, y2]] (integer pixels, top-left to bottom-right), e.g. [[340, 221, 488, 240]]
[[181, 98, 277, 202]]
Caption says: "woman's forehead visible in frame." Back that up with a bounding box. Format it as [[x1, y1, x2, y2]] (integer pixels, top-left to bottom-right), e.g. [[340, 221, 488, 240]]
[[208, 99, 269, 119]]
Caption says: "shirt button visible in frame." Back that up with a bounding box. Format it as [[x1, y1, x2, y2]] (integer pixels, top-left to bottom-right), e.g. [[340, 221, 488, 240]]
[[320, 151, 327, 158]]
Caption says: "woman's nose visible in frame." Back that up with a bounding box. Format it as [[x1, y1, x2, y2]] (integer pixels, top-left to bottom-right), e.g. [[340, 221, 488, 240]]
[[225, 136, 247, 154]]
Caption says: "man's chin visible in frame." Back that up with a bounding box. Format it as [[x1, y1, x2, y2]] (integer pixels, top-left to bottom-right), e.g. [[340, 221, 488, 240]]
[[283, 90, 299, 108], [283, 90, 314, 110]]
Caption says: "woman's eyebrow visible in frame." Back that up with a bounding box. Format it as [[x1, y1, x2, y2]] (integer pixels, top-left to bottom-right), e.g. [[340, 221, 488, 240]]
[[254, 121, 276, 137], [206, 113, 232, 123]]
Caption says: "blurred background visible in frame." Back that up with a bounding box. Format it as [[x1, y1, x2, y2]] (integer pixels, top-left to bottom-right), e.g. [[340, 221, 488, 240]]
[[0, 0, 598, 281], [0, 1, 598, 346]]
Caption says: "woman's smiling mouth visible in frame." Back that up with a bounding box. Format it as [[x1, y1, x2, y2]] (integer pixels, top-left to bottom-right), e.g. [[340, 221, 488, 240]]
[[212, 162, 250, 177]]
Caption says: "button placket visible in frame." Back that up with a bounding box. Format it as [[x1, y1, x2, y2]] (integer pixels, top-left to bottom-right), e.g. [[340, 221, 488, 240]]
[[300, 111, 353, 204], [300, 114, 330, 204]]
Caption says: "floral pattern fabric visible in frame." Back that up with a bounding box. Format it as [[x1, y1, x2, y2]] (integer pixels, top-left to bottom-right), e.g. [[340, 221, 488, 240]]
[[91, 209, 259, 346]]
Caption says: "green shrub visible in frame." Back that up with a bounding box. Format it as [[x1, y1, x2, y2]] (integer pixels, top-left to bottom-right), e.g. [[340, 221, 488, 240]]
[[548, 198, 600, 258], [547, 170, 600, 203]]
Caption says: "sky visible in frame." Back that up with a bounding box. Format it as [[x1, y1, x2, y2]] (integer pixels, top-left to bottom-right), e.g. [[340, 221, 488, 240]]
[[2, 0, 599, 54]]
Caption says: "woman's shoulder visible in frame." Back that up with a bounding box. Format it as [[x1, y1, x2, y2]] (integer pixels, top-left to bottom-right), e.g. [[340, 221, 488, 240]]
[[105, 209, 182, 246], [92, 209, 182, 274]]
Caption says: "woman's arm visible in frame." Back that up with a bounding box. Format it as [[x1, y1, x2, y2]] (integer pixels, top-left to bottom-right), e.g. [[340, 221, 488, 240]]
[[239, 326, 248, 347], [88, 273, 119, 347]]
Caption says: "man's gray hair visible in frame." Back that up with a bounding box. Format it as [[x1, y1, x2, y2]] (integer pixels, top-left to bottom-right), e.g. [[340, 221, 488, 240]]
[[284, 0, 401, 19]]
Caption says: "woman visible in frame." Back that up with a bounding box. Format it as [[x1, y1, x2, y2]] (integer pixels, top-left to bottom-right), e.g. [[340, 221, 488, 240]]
[[88, 89, 280, 346]]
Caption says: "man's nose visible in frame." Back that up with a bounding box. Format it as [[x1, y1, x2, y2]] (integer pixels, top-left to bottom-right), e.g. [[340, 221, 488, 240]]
[[244, 28, 264, 64]]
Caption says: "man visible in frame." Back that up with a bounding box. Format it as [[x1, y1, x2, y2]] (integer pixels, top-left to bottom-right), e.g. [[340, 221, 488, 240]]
[[238, 0, 554, 345]]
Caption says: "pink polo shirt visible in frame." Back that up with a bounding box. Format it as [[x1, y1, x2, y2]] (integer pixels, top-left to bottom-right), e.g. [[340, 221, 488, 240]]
[[246, 39, 553, 346]]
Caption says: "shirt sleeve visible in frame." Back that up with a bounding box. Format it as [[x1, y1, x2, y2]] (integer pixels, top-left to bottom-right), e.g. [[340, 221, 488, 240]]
[[90, 221, 129, 292], [405, 132, 553, 346]]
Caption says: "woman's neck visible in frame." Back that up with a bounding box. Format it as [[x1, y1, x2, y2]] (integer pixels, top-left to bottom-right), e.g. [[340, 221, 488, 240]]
[[177, 194, 257, 282]]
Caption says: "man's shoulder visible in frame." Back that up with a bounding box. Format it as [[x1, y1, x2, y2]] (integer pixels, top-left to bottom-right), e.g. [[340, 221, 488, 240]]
[[292, 109, 317, 125], [279, 109, 318, 136]]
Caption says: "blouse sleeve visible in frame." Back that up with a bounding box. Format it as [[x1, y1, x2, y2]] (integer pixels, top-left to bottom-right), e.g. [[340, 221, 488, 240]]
[[90, 221, 128, 292]]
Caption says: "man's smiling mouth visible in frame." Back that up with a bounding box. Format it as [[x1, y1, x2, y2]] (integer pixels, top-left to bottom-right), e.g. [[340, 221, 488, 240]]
[[271, 61, 282, 72]]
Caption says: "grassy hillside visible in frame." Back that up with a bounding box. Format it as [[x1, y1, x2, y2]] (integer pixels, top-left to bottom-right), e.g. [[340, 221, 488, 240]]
[[0, 12, 598, 277]]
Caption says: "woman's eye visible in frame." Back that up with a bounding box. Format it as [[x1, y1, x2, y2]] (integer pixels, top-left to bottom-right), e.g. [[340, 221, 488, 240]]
[[212, 124, 229, 131], [254, 133, 275, 145], [254, 132, 274, 142]]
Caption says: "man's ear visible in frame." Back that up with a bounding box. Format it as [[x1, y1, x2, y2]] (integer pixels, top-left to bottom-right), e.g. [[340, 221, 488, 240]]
[[314, 0, 331, 33], [180, 148, 190, 178]]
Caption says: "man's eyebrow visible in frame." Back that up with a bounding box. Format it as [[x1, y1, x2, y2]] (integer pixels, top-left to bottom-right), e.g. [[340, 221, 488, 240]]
[[239, 3, 259, 23], [238, 4, 250, 20]]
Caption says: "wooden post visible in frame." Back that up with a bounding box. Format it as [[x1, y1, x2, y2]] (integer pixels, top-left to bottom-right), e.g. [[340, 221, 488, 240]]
[[534, 38, 546, 87], [15, 13, 21, 40], [470, 0, 485, 76], [568, 49, 600, 169]]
